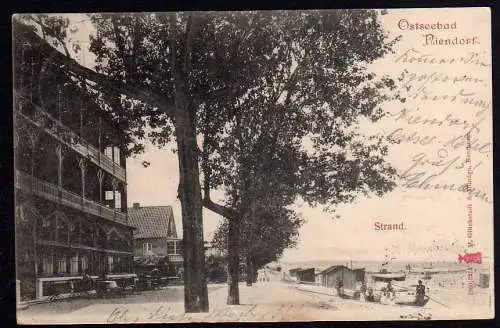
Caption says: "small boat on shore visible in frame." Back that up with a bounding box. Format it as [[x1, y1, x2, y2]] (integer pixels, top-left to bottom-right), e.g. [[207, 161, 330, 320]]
[[371, 270, 406, 282], [395, 295, 430, 307], [372, 252, 406, 282]]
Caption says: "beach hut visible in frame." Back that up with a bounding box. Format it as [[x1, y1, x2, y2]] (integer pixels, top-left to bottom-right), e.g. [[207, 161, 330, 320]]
[[479, 273, 490, 288], [320, 265, 358, 289], [297, 268, 316, 283], [288, 267, 302, 278], [353, 268, 366, 282], [315, 271, 323, 285]]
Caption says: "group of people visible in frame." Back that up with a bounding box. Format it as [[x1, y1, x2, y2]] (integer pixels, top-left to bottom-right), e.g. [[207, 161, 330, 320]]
[[356, 279, 426, 305], [257, 269, 271, 282]]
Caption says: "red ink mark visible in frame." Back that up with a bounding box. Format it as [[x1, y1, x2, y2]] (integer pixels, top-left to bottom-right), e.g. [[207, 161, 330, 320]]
[[458, 252, 482, 264]]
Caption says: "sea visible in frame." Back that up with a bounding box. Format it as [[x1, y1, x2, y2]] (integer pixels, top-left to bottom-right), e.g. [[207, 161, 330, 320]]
[[278, 260, 488, 273]]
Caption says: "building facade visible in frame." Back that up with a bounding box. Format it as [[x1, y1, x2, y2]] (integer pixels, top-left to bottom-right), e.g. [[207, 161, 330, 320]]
[[128, 203, 183, 273], [320, 265, 360, 290], [288, 267, 302, 279], [14, 21, 135, 301], [204, 241, 226, 258], [296, 268, 316, 283]]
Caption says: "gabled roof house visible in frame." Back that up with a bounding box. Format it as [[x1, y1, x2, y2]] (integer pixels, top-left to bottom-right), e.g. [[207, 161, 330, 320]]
[[128, 203, 183, 267]]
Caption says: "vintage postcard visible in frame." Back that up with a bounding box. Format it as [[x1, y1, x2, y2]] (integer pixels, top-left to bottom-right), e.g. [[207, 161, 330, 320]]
[[14, 7, 493, 323]]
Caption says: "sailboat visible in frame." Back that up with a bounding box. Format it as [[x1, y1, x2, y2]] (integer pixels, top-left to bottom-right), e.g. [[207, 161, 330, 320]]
[[371, 250, 406, 282]]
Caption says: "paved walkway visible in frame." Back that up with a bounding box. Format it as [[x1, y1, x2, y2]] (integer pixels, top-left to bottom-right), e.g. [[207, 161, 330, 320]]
[[296, 283, 336, 296], [18, 282, 339, 323], [18, 281, 478, 323]]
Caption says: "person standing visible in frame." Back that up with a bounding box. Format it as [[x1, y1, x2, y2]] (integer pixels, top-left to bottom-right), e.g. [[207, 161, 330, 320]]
[[81, 270, 93, 292], [335, 277, 344, 297], [360, 280, 367, 301], [386, 281, 394, 294], [415, 280, 426, 305]]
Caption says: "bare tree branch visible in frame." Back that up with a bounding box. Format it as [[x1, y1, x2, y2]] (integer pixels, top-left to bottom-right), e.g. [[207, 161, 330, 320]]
[[26, 24, 176, 117], [203, 198, 238, 220], [31, 15, 72, 58]]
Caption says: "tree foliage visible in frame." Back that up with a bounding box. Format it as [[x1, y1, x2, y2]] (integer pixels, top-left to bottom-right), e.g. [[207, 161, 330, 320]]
[[203, 10, 400, 289], [213, 201, 304, 270], [20, 11, 399, 209], [85, 10, 400, 302], [200, 10, 400, 214], [15, 10, 401, 310]]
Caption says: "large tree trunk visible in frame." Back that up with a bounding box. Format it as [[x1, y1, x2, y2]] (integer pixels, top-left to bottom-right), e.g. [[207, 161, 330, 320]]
[[226, 216, 240, 304], [245, 195, 255, 287], [175, 102, 209, 313], [246, 254, 253, 286], [171, 14, 208, 313]]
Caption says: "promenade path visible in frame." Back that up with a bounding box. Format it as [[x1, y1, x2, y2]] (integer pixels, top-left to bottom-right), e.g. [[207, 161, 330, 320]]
[[18, 281, 471, 323]]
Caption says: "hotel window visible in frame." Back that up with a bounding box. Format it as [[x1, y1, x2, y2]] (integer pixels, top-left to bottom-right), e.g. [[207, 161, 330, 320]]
[[113, 147, 120, 164], [70, 253, 79, 275], [81, 224, 93, 246], [96, 252, 105, 274], [56, 218, 68, 243], [115, 257, 122, 273], [143, 242, 153, 255], [107, 256, 114, 273], [42, 253, 53, 275], [80, 255, 88, 273], [96, 228, 107, 249], [114, 191, 121, 209], [104, 146, 120, 164], [40, 216, 52, 240], [122, 239, 129, 252], [167, 241, 177, 255], [105, 191, 114, 201], [104, 146, 113, 159], [56, 253, 67, 274], [69, 221, 79, 244]]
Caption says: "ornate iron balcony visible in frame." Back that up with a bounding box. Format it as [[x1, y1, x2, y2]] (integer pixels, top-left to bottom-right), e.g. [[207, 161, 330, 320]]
[[15, 170, 127, 226]]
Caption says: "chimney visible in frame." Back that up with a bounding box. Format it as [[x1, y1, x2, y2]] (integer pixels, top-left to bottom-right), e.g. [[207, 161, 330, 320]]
[[132, 202, 140, 209]]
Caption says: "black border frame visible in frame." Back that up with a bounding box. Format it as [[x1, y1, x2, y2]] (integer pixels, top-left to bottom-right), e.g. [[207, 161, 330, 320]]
[[1, 1, 498, 327]]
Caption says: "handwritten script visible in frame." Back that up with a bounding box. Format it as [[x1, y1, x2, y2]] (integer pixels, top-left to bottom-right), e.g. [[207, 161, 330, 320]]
[[105, 303, 316, 323], [387, 46, 491, 202]]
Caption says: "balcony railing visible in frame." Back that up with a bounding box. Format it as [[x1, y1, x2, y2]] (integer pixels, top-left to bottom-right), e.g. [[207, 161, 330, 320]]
[[15, 170, 127, 226], [15, 94, 126, 182], [166, 254, 183, 263]]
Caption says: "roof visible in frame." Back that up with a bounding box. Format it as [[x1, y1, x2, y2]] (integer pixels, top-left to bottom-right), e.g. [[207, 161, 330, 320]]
[[313, 265, 333, 273], [320, 265, 351, 275], [128, 206, 178, 239]]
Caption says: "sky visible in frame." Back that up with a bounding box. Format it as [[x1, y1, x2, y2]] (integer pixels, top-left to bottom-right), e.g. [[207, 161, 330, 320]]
[[56, 8, 493, 264]]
